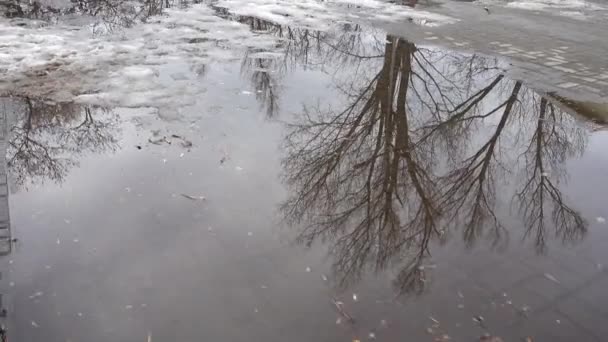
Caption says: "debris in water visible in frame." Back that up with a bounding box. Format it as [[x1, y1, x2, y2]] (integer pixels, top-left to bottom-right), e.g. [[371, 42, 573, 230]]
[[8, 260, 12, 265], [418, 264, 437, 270], [518, 305, 531, 316], [368, 332, 376, 339], [426, 327, 434, 334], [125, 187, 131, 193], [260, 285, 268, 289], [321, 274, 328, 281], [429, 316, 440, 324], [556, 319, 561, 324], [45, 265, 51, 270], [596, 217, 606, 223], [73, 238, 79, 243], [541, 172, 549, 177], [502, 292, 508, 297], [180, 153, 185, 158], [125, 305, 133, 310], [149, 136, 171, 145], [235, 166, 244, 171], [436, 334, 450, 341], [141, 304, 147, 308], [77, 312, 83, 317], [180, 194, 206, 201], [473, 315, 485, 327], [31, 321, 39, 328], [9, 282, 14, 287], [56, 238, 61, 245], [162, 159, 168, 164], [254, 308, 259, 313], [544, 273, 560, 284], [336, 317, 342, 324], [457, 291, 464, 298], [506, 300, 512, 305], [248, 232, 253, 237], [380, 319, 387, 327], [241, 91, 253, 95], [305, 267, 311, 272], [136, 145, 142, 150], [479, 334, 503, 342], [64, 219, 71, 224], [457, 304, 465, 309], [29, 291, 43, 299], [352, 293, 358, 302], [331, 298, 355, 323]]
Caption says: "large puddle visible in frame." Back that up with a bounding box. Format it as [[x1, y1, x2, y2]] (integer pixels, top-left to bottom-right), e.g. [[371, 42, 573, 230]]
[[1, 1, 608, 341]]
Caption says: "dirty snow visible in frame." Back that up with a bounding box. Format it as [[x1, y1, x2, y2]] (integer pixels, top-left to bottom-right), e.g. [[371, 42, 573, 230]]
[[0, 0, 455, 110], [493, 0, 608, 18], [215, 0, 456, 29], [0, 4, 280, 109]]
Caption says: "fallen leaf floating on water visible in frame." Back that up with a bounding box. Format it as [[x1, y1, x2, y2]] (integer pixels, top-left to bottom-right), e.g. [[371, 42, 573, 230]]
[[180, 194, 206, 201], [596, 217, 606, 223], [543, 273, 560, 284]]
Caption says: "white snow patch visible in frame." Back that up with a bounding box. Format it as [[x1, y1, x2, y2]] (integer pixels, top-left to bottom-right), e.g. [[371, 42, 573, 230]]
[[215, 0, 456, 30]]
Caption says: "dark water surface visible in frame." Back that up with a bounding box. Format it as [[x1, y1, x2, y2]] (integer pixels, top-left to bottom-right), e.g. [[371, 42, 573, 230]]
[[1, 4, 608, 342]]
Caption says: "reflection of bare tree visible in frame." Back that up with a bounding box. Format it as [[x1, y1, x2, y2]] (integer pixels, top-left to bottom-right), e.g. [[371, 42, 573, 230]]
[[5, 96, 120, 188], [283, 37, 448, 292], [2, 0, 188, 32], [281, 33, 588, 295], [516, 98, 587, 253]]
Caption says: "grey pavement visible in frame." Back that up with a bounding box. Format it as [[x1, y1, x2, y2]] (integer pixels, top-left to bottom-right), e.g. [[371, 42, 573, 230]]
[[380, 0, 608, 102]]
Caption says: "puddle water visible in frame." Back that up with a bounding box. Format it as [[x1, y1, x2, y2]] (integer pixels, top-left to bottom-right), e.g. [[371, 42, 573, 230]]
[[1, 2, 608, 342]]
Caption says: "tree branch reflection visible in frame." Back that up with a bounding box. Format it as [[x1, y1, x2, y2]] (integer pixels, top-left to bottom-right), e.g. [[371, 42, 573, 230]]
[[5, 96, 120, 189], [281, 33, 588, 294]]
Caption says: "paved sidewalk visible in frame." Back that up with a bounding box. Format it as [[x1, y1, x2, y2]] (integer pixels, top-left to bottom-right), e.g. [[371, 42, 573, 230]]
[[379, 0, 608, 102]]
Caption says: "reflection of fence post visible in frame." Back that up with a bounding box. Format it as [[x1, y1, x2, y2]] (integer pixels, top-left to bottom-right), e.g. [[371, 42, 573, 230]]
[[0, 106, 10, 256]]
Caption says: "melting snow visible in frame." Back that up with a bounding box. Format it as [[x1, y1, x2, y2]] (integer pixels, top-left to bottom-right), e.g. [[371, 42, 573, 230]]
[[1, 0, 455, 110]]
